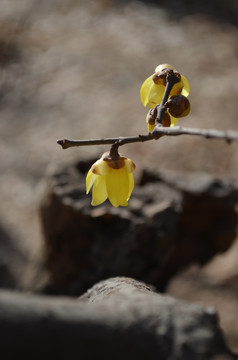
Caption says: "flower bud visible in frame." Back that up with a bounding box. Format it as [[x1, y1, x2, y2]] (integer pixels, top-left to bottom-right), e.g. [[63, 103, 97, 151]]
[[166, 95, 190, 118], [146, 107, 157, 127], [161, 110, 171, 127], [152, 67, 181, 86]]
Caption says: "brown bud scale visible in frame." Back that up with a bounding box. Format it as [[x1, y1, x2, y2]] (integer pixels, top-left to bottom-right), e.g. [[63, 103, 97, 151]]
[[166, 95, 190, 118]]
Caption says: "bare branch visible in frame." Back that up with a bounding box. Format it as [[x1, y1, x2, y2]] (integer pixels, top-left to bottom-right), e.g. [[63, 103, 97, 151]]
[[57, 134, 154, 149], [57, 126, 238, 150]]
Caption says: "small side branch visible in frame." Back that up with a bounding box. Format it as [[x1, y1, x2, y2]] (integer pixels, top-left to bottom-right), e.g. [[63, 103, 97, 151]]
[[57, 126, 238, 150]]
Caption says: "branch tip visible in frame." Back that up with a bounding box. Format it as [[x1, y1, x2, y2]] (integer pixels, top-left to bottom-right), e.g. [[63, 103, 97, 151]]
[[57, 139, 67, 149]]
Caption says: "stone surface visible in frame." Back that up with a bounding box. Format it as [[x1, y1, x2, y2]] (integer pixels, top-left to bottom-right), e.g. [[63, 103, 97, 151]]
[[0, 277, 236, 360], [38, 160, 238, 295]]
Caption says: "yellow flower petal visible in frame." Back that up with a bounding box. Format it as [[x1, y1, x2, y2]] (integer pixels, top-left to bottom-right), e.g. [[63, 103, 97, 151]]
[[127, 173, 134, 200], [170, 81, 183, 96], [91, 158, 110, 175], [181, 75, 190, 97], [147, 83, 165, 109], [147, 122, 155, 132], [140, 75, 154, 107], [124, 158, 136, 173], [170, 115, 178, 127], [86, 169, 96, 194], [106, 168, 130, 207], [91, 175, 108, 206]]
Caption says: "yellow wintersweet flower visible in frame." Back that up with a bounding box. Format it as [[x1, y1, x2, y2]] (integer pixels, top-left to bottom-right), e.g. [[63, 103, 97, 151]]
[[140, 64, 190, 109], [86, 152, 136, 207]]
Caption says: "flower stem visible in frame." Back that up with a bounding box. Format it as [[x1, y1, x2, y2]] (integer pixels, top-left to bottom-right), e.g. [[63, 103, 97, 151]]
[[153, 71, 180, 137], [109, 141, 120, 159]]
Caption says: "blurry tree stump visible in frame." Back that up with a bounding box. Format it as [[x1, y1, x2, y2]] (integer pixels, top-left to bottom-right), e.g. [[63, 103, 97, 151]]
[[0, 277, 237, 360], [38, 158, 238, 295]]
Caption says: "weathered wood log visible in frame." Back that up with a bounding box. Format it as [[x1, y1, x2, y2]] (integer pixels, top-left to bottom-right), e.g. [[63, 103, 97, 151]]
[[38, 159, 238, 295], [0, 277, 236, 360]]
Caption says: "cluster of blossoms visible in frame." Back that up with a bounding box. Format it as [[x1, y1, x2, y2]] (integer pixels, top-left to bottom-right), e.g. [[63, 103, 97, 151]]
[[140, 64, 190, 131], [86, 64, 190, 207]]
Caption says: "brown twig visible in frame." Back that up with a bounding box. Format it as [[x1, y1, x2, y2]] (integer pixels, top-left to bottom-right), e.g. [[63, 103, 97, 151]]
[[151, 125, 238, 143], [57, 134, 153, 149], [57, 126, 238, 150]]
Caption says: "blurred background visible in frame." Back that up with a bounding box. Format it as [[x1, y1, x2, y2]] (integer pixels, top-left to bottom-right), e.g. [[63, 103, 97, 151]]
[[0, 0, 238, 351]]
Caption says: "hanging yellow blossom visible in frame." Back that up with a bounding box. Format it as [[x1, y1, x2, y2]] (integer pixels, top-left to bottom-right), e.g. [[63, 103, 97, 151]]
[[86, 152, 136, 207]]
